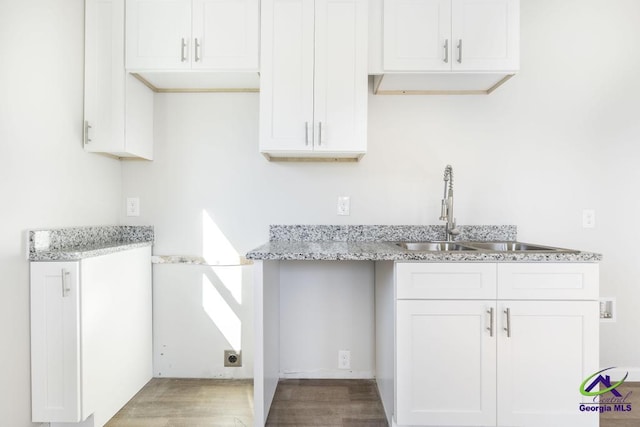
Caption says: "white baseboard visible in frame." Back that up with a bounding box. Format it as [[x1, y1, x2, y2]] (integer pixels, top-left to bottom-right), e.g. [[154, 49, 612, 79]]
[[279, 370, 375, 379]]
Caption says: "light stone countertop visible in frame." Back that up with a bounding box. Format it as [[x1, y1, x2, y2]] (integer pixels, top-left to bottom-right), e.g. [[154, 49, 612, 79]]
[[246, 225, 602, 263], [28, 226, 154, 261]]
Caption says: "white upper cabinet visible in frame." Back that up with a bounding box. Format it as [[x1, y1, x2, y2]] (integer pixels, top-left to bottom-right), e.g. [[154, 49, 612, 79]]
[[126, 0, 192, 70], [84, 0, 153, 160], [383, 0, 519, 71], [451, 0, 520, 71], [375, 0, 519, 94], [259, 0, 368, 160], [125, 0, 259, 91], [126, 0, 258, 71], [191, 0, 259, 70], [384, 0, 451, 71]]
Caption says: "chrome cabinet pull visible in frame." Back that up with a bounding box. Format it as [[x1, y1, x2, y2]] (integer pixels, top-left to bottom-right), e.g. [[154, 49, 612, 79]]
[[318, 122, 323, 146], [305, 122, 309, 146], [194, 38, 201, 62], [61, 269, 71, 297], [457, 39, 462, 63], [443, 39, 449, 63], [504, 308, 511, 337], [181, 38, 188, 62], [84, 121, 93, 144], [486, 307, 494, 337]]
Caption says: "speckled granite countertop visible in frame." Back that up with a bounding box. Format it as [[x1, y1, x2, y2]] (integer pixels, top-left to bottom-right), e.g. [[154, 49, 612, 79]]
[[246, 225, 602, 263], [29, 226, 154, 261]]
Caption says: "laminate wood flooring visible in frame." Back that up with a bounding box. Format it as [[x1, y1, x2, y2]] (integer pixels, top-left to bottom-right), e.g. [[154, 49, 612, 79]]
[[105, 378, 639, 426], [105, 378, 253, 427], [266, 379, 388, 427], [600, 382, 640, 427]]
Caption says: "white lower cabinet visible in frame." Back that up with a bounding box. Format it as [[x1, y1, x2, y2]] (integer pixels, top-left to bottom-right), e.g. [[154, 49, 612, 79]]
[[497, 300, 598, 427], [397, 300, 497, 426], [394, 262, 599, 427], [30, 246, 152, 426]]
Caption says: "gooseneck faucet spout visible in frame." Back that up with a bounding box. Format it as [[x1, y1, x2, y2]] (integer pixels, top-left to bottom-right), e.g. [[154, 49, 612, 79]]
[[439, 165, 460, 241]]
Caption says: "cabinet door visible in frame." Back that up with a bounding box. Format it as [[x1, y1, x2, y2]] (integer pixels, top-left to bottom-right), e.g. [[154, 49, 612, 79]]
[[85, 0, 154, 160], [259, 0, 315, 153], [126, 0, 192, 69], [313, 0, 368, 153], [451, 0, 519, 71], [191, 0, 259, 70], [497, 301, 599, 427], [396, 300, 497, 426], [85, 0, 126, 155], [383, 0, 451, 71], [30, 262, 81, 423]]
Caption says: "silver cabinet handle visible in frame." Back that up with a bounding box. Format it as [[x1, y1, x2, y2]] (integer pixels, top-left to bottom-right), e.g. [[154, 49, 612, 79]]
[[194, 38, 201, 62], [457, 39, 462, 63], [504, 308, 511, 337], [61, 268, 71, 297], [305, 122, 309, 146], [486, 307, 494, 337], [318, 122, 323, 146], [84, 121, 93, 144], [443, 39, 449, 63], [181, 38, 188, 62]]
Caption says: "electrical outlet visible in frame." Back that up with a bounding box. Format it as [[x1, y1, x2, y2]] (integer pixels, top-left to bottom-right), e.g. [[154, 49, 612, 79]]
[[126, 197, 140, 217], [337, 196, 350, 216], [582, 209, 595, 228], [224, 350, 242, 367], [338, 350, 351, 370]]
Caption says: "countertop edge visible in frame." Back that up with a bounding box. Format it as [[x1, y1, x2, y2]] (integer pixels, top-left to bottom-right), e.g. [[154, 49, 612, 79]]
[[29, 241, 153, 262], [245, 241, 602, 263]]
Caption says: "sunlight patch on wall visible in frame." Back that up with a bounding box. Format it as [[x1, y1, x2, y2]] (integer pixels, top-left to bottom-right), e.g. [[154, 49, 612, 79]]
[[202, 210, 240, 265], [202, 210, 242, 304], [202, 274, 242, 351]]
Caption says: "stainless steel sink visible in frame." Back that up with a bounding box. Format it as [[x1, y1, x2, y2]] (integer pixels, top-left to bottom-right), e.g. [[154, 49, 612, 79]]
[[395, 242, 477, 251], [463, 241, 577, 252], [394, 241, 579, 253]]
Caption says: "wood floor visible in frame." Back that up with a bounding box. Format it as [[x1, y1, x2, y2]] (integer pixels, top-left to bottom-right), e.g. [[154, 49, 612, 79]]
[[106, 378, 639, 426], [266, 379, 388, 427], [600, 382, 640, 427], [105, 378, 253, 427]]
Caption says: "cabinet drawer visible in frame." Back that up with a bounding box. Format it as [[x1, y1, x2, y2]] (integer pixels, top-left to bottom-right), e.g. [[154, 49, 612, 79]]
[[396, 263, 497, 299], [497, 263, 599, 300]]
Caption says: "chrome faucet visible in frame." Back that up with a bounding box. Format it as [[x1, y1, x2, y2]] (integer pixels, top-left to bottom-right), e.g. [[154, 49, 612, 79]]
[[439, 165, 460, 241]]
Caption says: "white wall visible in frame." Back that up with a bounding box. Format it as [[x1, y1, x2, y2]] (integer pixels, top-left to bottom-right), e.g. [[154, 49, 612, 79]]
[[0, 1, 122, 426], [122, 0, 640, 380]]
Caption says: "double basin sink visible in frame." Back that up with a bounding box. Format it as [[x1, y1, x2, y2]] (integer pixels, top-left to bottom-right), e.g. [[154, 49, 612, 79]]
[[395, 241, 578, 253]]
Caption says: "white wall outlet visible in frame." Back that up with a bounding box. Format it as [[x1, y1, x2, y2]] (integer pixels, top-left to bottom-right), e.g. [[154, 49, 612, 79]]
[[338, 350, 351, 370], [600, 298, 616, 322], [126, 197, 140, 217], [582, 209, 595, 228], [337, 196, 350, 216]]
